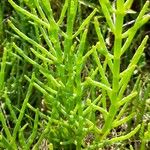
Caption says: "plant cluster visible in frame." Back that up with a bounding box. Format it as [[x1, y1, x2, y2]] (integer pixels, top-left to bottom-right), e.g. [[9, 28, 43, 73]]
[[0, 0, 150, 149]]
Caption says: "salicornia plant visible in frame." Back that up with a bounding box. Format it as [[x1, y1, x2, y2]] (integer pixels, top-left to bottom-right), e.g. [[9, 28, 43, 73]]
[[0, 0, 149, 149]]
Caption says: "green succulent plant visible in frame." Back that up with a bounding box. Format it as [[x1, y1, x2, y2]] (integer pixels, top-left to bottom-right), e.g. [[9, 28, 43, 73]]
[[0, 0, 150, 149]]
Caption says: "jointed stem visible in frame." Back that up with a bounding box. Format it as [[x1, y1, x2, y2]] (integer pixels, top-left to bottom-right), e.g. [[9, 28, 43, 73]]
[[101, 0, 125, 139]]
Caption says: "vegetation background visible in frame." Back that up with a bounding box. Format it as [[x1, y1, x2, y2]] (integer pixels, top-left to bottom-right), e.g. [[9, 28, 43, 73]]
[[0, 0, 150, 149]]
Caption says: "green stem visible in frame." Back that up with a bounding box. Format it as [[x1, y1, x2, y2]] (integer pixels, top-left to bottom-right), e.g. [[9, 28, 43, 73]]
[[101, 0, 125, 139]]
